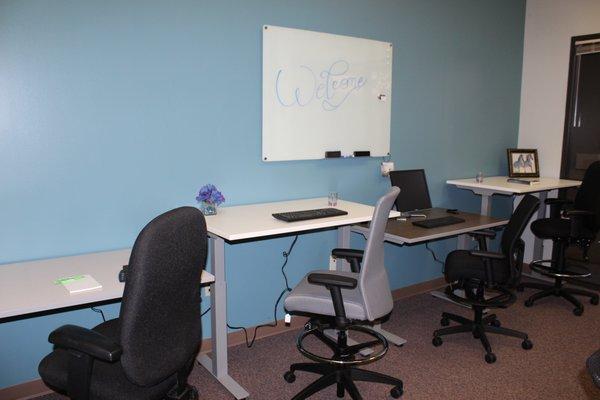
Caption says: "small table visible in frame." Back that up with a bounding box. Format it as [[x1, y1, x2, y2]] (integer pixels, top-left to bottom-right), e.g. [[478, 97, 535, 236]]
[[0, 249, 215, 320], [199, 198, 399, 400], [446, 176, 581, 260]]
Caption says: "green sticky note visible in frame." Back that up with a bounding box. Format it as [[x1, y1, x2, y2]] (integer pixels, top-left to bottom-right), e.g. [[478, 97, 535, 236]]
[[54, 275, 86, 285]]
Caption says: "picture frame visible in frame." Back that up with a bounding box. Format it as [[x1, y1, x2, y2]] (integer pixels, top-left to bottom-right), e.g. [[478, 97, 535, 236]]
[[507, 148, 540, 178]]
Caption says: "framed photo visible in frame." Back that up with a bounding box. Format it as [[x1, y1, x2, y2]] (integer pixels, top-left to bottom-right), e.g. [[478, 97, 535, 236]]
[[507, 148, 540, 178]]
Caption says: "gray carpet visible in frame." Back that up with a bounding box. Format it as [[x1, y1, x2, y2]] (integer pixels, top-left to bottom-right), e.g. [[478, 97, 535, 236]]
[[37, 285, 600, 399]]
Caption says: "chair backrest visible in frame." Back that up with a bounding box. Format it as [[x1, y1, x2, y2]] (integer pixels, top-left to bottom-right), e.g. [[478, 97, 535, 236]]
[[359, 187, 400, 321], [574, 160, 600, 233], [500, 194, 539, 285], [119, 207, 207, 386]]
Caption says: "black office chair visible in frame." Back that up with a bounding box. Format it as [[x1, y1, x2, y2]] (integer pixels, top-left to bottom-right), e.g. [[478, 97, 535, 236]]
[[283, 188, 404, 399], [432, 194, 539, 363], [519, 161, 600, 316], [38, 207, 207, 400], [588, 349, 600, 389]]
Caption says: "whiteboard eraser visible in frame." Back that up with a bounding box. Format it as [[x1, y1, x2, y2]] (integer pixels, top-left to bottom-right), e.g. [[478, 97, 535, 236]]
[[325, 151, 341, 158], [354, 151, 370, 157]]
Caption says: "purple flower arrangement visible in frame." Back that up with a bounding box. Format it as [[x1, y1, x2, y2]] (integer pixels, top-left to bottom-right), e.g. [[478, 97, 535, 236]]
[[196, 184, 225, 206]]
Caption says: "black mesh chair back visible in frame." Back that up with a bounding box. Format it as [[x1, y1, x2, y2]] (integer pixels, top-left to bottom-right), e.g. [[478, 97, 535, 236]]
[[500, 194, 539, 286], [573, 160, 600, 233], [119, 206, 207, 386]]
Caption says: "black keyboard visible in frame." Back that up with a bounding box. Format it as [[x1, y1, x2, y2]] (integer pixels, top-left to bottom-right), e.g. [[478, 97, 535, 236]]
[[412, 216, 465, 229], [272, 208, 348, 222]]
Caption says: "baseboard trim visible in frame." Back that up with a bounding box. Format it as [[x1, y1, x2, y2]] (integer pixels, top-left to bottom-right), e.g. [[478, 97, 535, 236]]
[[0, 379, 53, 400], [391, 276, 446, 301], [1, 276, 446, 400]]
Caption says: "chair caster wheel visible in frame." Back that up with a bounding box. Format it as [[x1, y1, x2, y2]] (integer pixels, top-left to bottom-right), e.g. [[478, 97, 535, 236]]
[[490, 319, 501, 327], [522, 339, 533, 350], [390, 385, 403, 398], [472, 330, 481, 339], [432, 336, 443, 347], [284, 371, 296, 383], [485, 353, 497, 364], [573, 307, 584, 316], [440, 317, 450, 327], [524, 299, 534, 307], [591, 296, 599, 305]]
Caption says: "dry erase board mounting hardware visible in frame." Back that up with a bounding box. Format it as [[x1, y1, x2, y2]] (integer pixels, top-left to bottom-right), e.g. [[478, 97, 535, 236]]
[[262, 25, 392, 162]]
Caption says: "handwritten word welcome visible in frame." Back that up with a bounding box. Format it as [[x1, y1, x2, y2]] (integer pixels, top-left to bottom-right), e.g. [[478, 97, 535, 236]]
[[275, 60, 367, 111]]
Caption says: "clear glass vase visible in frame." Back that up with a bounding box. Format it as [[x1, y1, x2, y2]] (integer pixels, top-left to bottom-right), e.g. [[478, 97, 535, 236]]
[[199, 201, 217, 216]]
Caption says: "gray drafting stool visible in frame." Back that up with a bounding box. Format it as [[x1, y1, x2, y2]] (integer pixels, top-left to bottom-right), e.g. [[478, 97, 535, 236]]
[[283, 187, 404, 399], [39, 207, 207, 400]]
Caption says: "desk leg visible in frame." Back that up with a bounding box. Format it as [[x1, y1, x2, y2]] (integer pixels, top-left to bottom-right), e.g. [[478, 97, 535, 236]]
[[481, 194, 492, 216], [337, 226, 351, 271], [197, 236, 249, 400], [532, 191, 547, 261], [457, 234, 469, 250]]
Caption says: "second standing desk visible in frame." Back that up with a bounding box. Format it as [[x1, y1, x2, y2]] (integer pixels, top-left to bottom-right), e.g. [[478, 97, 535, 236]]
[[446, 176, 581, 261], [352, 208, 507, 307]]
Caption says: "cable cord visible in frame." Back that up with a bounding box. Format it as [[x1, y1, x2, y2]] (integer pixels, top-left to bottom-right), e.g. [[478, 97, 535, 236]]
[[227, 235, 299, 348], [425, 242, 445, 267], [91, 307, 106, 322]]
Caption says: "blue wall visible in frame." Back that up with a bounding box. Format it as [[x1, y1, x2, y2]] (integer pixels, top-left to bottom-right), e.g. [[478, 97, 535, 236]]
[[0, 0, 525, 388]]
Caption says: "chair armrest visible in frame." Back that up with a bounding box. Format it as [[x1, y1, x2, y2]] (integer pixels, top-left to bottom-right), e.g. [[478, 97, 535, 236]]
[[331, 248, 364, 261], [49, 325, 122, 362], [468, 230, 497, 239], [566, 210, 595, 217], [469, 251, 506, 260], [308, 273, 357, 289], [331, 249, 363, 273], [307, 273, 358, 327], [545, 198, 573, 206]]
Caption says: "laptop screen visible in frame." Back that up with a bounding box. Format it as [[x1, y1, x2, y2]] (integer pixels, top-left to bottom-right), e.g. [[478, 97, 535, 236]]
[[389, 169, 432, 212]]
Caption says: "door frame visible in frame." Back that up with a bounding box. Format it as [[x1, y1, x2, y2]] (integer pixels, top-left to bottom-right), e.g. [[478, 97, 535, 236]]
[[560, 32, 600, 178]]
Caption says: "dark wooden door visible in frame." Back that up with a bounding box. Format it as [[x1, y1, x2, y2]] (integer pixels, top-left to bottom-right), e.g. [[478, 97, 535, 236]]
[[562, 36, 600, 288]]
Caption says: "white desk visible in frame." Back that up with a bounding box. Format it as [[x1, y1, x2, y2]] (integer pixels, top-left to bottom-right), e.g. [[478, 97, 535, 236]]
[[447, 176, 581, 260], [0, 249, 215, 320], [198, 198, 399, 400]]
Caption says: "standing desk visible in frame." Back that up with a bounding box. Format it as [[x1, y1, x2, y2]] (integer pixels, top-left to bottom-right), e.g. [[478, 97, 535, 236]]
[[198, 197, 400, 400], [352, 208, 508, 308], [0, 248, 215, 319], [446, 177, 581, 261]]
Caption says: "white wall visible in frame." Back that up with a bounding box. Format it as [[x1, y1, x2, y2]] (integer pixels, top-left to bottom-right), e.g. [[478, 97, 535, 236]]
[[518, 0, 600, 261]]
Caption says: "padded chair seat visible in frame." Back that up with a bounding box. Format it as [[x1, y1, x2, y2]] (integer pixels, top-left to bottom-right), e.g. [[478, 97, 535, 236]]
[[531, 217, 594, 240], [445, 250, 509, 284], [285, 270, 369, 321], [38, 318, 177, 400]]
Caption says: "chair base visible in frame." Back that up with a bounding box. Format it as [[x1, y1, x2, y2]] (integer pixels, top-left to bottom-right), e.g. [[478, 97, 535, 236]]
[[284, 363, 403, 400], [519, 280, 599, 316], [432, 310, 532, 364], [165, 384, 198, 400]]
